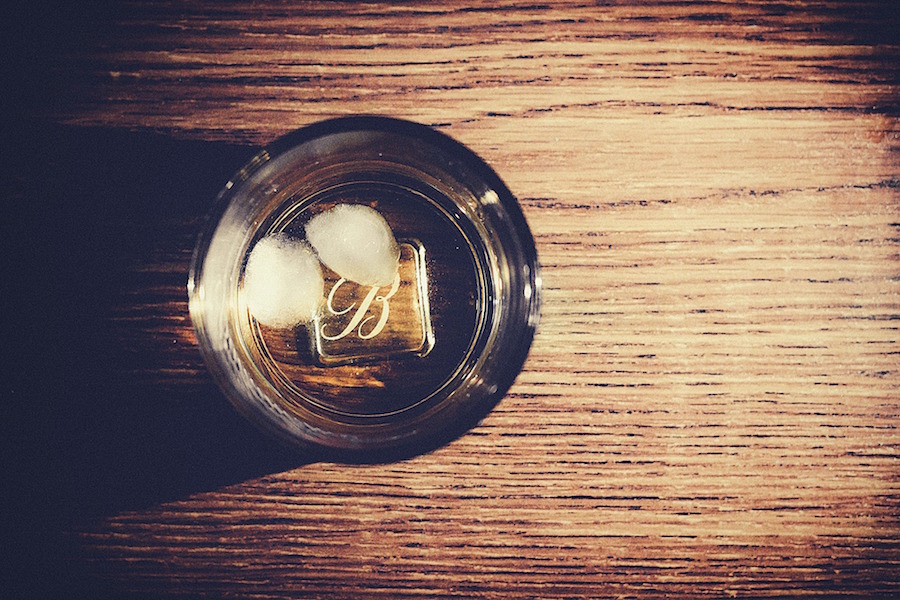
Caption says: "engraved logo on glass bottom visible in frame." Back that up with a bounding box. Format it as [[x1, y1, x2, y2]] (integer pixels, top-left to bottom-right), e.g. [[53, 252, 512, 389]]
[[311, 241, 434, 366]]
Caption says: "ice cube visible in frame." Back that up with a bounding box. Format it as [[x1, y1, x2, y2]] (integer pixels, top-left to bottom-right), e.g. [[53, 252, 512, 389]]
[[243, 234, 324, 328], [305, 204, 400, 287]]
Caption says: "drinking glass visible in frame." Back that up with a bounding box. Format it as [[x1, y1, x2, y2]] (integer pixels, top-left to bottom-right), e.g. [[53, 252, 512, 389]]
[[189, 117, 540, 460]]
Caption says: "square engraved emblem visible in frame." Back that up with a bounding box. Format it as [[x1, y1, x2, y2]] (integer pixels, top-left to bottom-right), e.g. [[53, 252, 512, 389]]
[[311, 241, 434, 366]]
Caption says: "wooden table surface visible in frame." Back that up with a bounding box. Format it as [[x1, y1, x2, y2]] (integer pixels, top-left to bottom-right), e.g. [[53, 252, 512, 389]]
[[7, 1, 899, 598]]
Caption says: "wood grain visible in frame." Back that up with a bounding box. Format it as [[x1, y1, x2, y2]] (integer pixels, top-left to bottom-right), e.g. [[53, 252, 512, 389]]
[[8, 1, 899, 598]]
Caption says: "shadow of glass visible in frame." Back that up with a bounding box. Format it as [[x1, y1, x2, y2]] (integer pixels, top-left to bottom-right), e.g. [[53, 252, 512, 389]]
[[3, 121, 317, 596]]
